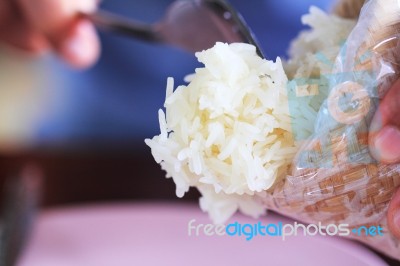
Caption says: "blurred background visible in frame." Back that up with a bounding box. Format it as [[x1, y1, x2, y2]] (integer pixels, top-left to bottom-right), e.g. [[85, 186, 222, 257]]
[[3, 1, 400, 265], [0, 0, 334, 208]]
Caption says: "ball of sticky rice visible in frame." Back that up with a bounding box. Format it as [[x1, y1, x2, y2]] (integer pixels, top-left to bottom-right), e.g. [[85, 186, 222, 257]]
[[145, 42, 296, 222], [145, 7, 356, 223]]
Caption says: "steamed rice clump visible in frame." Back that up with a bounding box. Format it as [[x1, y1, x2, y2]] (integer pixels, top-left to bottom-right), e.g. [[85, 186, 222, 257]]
[[145, 42, 295, 222], [145, 7, 356, 224], [285, 6, 356, 78]]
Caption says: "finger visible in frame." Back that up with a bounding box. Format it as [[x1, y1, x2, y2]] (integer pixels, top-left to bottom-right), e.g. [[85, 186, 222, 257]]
[[0, 1, 11, 26], [58, 19, 100, 69], [387, 188, 400, 239], [17, 0, 99, 67], [0, 20, 49, 54], [369, 79, 400, 163], [17, 0, 97, 37], [0, 1, 48, 54]]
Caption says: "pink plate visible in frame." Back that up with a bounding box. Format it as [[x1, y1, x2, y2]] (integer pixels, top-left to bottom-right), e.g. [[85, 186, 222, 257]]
[[18, 203, 388, 266]]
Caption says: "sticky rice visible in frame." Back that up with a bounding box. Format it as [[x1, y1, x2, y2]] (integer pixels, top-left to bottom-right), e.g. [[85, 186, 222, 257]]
[[145, 7, 356, 223]]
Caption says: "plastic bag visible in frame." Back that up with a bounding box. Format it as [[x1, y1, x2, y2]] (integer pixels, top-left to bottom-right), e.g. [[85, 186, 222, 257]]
[[146, 0, 400, 260], [262, 0, 400, 259]]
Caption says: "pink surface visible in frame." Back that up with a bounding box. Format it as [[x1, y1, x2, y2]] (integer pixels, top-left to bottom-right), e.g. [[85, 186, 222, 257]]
[[18, 203, 387, 266]]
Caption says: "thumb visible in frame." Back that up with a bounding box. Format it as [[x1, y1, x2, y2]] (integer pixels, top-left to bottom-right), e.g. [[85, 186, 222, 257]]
[[369, 79, 400, 163], [387, 188, 400, 239]]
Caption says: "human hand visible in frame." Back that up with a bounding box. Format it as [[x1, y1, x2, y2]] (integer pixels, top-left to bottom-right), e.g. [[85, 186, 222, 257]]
[[369, 79, 400, 239], [0, 0, 100, 68]]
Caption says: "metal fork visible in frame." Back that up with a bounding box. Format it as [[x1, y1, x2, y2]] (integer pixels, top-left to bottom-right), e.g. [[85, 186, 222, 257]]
[[86, 0, 265, 57]]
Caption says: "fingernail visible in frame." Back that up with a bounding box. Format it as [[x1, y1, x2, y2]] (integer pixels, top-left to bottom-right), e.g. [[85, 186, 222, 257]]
[[60, 20, 99, 68], [372, 125, 400, 163]]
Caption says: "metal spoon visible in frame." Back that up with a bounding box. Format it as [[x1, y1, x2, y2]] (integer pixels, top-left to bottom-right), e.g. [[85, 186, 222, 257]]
[[86, 0, 265, 57]]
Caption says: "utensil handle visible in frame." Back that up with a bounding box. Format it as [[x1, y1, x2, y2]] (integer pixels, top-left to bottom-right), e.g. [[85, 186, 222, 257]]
[[84, 10, 162, 43]]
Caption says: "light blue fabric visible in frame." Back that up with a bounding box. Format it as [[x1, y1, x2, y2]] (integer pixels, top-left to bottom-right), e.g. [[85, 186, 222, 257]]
[[34, 0, 332, 145]]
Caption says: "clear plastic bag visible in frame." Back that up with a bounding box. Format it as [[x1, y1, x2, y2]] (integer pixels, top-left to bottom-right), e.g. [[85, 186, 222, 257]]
[[146, 0, 400, 260], [262, 0, 400, 259]]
